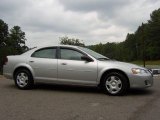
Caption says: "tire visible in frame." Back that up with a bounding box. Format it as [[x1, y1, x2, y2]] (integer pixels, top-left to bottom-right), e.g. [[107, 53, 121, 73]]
[[14, 69, 34, 89], [101, 72, 129, 95]]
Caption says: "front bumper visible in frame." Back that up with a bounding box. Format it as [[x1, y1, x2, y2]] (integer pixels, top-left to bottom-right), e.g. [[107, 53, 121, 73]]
[[129, 73, 153, 88]]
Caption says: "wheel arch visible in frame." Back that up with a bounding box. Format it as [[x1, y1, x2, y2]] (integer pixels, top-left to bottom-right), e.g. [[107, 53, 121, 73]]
[[13, 64, 34, 80], [99, 69, 130, 88]]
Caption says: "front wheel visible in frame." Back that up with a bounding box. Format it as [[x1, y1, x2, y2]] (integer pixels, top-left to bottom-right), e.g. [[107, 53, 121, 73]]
[[102, 72, 129, 95], [14, 69, 34, 89]]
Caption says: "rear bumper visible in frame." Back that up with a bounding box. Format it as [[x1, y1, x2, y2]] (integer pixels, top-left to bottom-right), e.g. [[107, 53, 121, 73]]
[[3, 73, 13, 79], [129, 73, 153, 88], [3, 65, 13, 79]]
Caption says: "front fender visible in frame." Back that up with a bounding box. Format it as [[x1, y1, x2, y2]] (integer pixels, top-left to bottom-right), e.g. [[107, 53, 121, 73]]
[[97, 67, 129, 84]]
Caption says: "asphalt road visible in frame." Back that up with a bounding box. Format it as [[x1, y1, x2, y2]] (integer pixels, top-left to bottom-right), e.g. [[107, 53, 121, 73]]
[[0, 76, 160, 120]]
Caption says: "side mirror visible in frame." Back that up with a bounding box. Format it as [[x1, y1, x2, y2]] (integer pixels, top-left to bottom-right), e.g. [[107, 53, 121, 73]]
[[81, 55, 93, 62]]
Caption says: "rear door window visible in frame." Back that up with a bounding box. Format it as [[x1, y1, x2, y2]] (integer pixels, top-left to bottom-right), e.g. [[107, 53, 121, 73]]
[[31, 48, 56, 59]]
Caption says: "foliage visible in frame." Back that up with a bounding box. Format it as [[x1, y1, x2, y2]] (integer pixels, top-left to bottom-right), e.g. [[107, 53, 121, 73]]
[[89, 42, 124, 61], [0, 19, 28, 73], [60, 36, 85, 47], [89, 8, 160, 62], [0, 19, 8, 47], [8, 26, 28, 54]]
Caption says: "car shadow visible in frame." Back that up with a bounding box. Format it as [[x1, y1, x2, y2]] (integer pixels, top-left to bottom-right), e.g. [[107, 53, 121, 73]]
[[34, 83, 154, 96], [34, 83, 102, 94], [6, 83, 154, 96], [127, 88, 154, 96]]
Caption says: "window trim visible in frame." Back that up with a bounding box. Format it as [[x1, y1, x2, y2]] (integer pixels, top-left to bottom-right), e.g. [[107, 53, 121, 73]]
[[31, 47, 58, 59]]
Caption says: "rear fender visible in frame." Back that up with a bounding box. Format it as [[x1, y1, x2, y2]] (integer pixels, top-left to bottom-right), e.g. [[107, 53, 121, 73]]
[[13, 63, 35, 78]]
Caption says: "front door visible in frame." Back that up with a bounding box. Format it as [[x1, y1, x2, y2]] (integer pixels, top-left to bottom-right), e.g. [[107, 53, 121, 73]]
[[58, 47, 97, 85]]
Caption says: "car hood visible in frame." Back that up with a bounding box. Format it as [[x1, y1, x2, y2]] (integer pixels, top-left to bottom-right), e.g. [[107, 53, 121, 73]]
[[98, 60, 147, 70]]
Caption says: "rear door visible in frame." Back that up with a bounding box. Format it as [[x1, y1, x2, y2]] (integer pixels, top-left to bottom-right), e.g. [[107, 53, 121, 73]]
[[28, 47, 58, 81]]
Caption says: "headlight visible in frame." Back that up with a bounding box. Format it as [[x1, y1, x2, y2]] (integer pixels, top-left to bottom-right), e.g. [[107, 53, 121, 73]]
[[131, 68, 148, 74]]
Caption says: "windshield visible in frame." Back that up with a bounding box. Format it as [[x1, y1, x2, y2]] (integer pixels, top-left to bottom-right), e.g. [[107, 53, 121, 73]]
[[78, 47, 109, 60]]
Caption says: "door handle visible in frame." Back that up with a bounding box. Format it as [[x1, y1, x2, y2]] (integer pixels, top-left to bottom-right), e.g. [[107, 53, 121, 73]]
[[61, 63, 67, 65], [29, 61, 34, 63]]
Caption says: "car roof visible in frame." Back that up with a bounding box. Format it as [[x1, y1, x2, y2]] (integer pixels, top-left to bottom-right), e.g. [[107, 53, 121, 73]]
[[36, 45, 79, 49], [22, 45, 81, 56]]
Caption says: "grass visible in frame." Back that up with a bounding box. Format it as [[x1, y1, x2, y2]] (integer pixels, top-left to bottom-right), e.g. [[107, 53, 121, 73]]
[[131, 60, 160, 69], [131, 60, 160, 65]]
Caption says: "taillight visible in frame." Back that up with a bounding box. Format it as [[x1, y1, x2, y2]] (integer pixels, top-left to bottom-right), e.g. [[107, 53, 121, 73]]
[[3, 57, 8, 65]]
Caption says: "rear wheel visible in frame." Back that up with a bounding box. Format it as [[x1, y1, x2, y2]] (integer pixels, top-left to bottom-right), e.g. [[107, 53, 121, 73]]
[[14, 69, 34, 89], [102, 72, 129, 95]]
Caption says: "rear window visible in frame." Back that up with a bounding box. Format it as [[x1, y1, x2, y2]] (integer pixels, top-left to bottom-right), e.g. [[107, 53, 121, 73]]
[[31, 48, 56, 59]]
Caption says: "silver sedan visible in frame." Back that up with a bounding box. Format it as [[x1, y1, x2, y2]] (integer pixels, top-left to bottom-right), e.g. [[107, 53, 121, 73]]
[[3, 45, 153, 95]]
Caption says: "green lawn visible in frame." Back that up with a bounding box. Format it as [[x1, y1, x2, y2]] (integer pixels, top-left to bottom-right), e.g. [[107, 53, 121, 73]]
[[131, 60, 160, 69], [131, 60, 160, 65]]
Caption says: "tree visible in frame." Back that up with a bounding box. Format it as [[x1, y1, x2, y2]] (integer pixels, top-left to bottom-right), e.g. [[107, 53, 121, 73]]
[[0, 19, 9, 73], [0, 19, 9, 47], [89, 8, 160, 62], [0, 20, 28, 74], [8, 26, 28, 54], [60, 36, 85, 47], [147, 8, 160, 60]]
